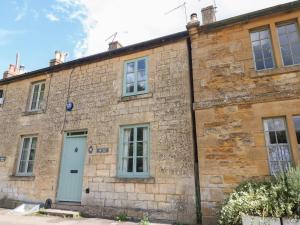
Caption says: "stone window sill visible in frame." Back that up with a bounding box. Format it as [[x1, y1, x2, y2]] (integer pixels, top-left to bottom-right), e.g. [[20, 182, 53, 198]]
[[9, 175, 35, 181], [22, 110, 45, 116], [108, 177, 155, 184], [251, 64, 300, 78], [119, 92, 153, 102]]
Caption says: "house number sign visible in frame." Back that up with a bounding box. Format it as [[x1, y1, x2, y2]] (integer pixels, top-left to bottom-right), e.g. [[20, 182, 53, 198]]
[[97, 148, 109, 154]]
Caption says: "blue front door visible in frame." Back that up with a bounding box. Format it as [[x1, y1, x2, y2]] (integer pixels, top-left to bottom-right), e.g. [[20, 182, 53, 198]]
[[57, 133, 87, 202]]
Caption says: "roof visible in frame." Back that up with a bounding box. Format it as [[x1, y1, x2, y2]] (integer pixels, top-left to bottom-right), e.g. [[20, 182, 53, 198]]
[[0, 31, 188, 85], [200, 0, 300, 31]]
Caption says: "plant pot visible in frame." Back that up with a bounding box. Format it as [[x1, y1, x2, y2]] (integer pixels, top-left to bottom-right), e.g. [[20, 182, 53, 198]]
[[282, 218, 300, 225], [242, 215, 281, 225]]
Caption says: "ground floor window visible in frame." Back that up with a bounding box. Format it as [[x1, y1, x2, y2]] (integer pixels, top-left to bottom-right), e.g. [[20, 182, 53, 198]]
[[17, 136, 37, 175], [293, 116, 300, 151], [118, 124, 149, 178], [263, 117, 292, 175]]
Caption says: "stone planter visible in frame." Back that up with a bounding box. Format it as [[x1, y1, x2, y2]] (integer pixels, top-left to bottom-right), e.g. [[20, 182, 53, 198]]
[[242, 215, 281, 225], [282, 218, 300, 225]]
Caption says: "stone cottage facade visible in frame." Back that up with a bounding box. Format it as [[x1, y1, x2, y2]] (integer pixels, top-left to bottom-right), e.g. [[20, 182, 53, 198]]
[[187, 1, 300, 224], [1, 1, 300, 224], [0, 33, 197, 224]]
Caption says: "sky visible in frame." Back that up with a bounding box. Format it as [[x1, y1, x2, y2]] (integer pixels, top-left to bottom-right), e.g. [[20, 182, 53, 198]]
[[0, 0, 295, 79]]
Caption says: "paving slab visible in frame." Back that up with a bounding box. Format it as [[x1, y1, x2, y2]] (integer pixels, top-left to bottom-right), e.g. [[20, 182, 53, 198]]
[[0, 208, 168, 225]]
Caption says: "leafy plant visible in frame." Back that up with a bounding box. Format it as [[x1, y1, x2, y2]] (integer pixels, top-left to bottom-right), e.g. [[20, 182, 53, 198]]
[[139, 216, 150, 225], [115, 213, 128, 222], [218, 167, 300, 225]]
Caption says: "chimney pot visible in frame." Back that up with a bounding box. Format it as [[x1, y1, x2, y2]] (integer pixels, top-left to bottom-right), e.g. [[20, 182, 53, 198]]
[[50, 51, 67, 66], [108, 41, 122, 51], [201, 5, 216, 25]]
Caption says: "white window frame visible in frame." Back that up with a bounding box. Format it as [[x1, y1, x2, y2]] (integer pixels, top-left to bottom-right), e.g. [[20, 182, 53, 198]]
[[263, 117, 292, 175], [16, 136, 38, 176], [29, 81, 45, 112], [250, 28, 276, 71], [277, 22, 300, 67]]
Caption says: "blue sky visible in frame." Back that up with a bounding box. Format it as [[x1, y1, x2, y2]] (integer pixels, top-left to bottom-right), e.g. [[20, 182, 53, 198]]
[[0, 0, 294, 79]]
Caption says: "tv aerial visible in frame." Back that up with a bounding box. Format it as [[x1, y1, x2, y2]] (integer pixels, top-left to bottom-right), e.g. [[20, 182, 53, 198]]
[[105, 32, 118, 42], [165, 2, 188, 23]]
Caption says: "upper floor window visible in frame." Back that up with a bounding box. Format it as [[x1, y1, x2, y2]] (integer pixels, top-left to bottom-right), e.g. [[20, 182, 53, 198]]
[[293, 116, 300, 151], [0, 90, 3, 105], [277, 22, 300, 66], [123, 57, 148, 96], [118, 124, 150, 178], [250, 29, 275, 70], [17, 136, 38, 176], [263, 118, 292, 175], [29, 81, 45, 111]]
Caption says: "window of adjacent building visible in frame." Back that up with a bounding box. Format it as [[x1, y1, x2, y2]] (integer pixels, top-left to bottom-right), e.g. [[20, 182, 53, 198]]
[[118, 124, 149, 177], [0, 90, 3, 105], [17, 136, 37, 175], [123, 57, 148, 96], [250, 29, 275, 70], [277, 22, 300, 66], [293, 116, 300, 150], [263, 118, 292, 175], [29, 82, 45, 111]]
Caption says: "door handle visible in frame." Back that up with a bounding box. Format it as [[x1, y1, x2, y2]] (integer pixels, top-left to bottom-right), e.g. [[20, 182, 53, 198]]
[[70, 170, 78, 174]]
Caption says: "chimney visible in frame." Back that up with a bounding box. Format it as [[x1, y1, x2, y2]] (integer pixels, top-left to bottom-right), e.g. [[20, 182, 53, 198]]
[[108, 41, 122, 51], [3, 53, 25, 79], [201, 5, 216, 25], [49, 51, 67, 66]]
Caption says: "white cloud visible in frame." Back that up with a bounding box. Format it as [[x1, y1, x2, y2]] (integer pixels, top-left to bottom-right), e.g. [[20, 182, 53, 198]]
[[14, 0, 28, 21], [46, 13, 60, 22], [57, 0, 295, 59]]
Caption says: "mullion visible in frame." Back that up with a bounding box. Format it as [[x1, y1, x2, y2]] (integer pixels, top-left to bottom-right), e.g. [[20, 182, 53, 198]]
[[134, 61, 138, 94], [133, 127, 137, 174]]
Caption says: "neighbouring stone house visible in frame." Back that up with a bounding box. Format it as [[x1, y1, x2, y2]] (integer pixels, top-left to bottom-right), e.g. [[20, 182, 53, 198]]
[[0, 33, 197, 224], [187, 1, 300, 224], [1, 1, 300, 224]]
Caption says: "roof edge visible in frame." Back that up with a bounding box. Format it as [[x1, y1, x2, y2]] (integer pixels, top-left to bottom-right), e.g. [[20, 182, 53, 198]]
[[0, 31, 188, 85], [200, 1, 300, 31]]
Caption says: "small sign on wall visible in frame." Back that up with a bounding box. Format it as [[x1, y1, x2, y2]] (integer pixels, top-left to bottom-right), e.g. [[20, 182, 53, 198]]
[[0, 156, 6, 162], [96, 147, 109, 154]]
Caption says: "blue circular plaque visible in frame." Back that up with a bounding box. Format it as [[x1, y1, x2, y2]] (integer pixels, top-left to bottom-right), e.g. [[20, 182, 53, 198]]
[[66, 102, 74, 111]]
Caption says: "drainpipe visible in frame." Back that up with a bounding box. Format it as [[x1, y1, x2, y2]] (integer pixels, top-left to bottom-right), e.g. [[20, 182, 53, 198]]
[[186, 37, 202, 224]]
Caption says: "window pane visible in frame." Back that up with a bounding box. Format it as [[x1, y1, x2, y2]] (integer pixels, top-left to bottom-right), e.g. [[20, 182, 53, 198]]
[[294, 116, 300, 130], [282, 54, 293, 66], [136, 158, 143, 172], [31, 85, 39, 110], [277, 26, 286, 35], [126, 73, 135, 83], [276, 131, 287, 143], [38, 84, 45, 109], [18, 161, 26, 173], [127, 62, 135, 73], [287, 23, 297, 33], [255, 60, 265, 70], [127, 158, 133, 172], [260, 30, 270, 39], [27, 161, 34, 173], [123, 143, 133, 157], [279, 34, 289, 45], [250, 32, 260, 41], [296, 131, 300, 145], [20, 138, 30, 160], [126, 83, 134, 93], [269, 131, 277, 144], [289, 32, 300, 43], [124, 128, 134, 142], [292, 43, 300, 56], [281, 45, 292, 56], [137, 82, 146, 92], [274, 118, 285, 130], [0, 90, 3, 98], [137, 142, 144, 156], [137, 59, 145, 71], [137, 127, 147, 141], [265, 58, 274, 69], [137, 70, 146, 82], [253, 42, 263, 60]]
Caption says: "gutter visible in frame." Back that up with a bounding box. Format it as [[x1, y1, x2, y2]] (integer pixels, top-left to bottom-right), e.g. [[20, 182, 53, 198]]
[[186, 38, 202, 224]]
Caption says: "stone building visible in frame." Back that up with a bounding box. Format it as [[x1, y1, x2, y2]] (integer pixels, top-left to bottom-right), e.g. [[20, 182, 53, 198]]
[[0, 33, 197, 224], [1, 1, 300, 224], [187, 1, 300, 224]]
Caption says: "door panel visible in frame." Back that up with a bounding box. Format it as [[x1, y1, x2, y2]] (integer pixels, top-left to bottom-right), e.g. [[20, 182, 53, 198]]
[[57, 135, 86, 202]]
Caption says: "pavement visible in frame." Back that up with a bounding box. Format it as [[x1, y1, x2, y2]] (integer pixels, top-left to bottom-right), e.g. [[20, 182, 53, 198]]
[[0, 208, 166, 225]]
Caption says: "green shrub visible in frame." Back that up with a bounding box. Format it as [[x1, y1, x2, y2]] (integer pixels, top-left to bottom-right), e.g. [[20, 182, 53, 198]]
[[218, 167, 300, 225], [139, 216, 150, 225], [115, 212, 128, 222]]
